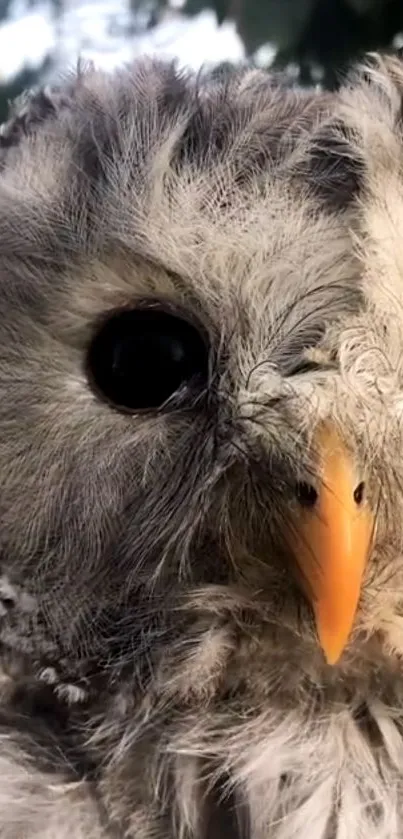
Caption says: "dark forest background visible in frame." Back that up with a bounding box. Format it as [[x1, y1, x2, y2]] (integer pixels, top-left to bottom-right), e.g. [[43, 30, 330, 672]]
[[0, 0, 402, 122]]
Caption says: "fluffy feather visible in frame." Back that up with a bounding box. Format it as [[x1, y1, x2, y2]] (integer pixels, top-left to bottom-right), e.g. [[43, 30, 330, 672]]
[[0, 55, 403, 838]]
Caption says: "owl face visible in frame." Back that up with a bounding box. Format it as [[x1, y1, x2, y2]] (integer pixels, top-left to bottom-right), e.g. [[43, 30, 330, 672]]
[[0, 57, 401, 700]]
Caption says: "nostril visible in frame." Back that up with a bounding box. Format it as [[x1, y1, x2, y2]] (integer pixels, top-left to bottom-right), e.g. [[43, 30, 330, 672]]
[[353, 481, 365, 506], [296, 482, 318, 508]]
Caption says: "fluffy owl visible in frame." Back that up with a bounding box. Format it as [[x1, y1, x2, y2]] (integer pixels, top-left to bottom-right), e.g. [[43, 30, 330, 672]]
[[0, 50, 402, 839]]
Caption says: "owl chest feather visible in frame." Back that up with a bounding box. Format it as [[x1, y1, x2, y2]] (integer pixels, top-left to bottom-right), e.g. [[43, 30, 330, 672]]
[[3, 687, 403, 839], [166, 695, 403, 839], [229, 702, 403, 839], [86, 690, 403, 839]]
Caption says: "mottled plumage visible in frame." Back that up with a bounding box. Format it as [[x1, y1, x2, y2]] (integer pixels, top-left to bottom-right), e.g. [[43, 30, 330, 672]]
[[0, 53, 402, 838]]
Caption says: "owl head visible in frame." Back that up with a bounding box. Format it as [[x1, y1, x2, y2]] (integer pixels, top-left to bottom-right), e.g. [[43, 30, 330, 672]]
[[0, 55, 401, 703]]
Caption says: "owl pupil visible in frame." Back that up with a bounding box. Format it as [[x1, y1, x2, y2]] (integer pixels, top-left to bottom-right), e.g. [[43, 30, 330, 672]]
[[86, 308, 209, 412]]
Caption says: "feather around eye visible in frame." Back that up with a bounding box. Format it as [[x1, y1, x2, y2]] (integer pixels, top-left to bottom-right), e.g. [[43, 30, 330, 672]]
[[284, 353, 339, 376], [285, 358, 325, 376]]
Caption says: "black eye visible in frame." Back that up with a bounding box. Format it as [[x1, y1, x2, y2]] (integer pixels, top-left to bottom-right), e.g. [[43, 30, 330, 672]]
[[86, 307, 209, 412]]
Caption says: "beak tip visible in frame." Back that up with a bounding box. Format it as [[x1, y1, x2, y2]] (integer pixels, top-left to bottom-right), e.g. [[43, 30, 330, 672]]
[[318, 626, 348, 666], [322, 647, 342, 666]]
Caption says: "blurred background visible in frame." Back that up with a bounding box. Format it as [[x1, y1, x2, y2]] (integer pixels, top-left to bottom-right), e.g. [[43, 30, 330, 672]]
[[0, 0, 402, 123]]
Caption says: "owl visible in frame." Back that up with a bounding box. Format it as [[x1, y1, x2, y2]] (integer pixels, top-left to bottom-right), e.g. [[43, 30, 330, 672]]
[[0, 50, 402, 839]]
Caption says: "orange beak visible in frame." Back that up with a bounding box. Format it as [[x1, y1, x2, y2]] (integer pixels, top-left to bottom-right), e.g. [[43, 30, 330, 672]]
[[293, 424, 374, 665]]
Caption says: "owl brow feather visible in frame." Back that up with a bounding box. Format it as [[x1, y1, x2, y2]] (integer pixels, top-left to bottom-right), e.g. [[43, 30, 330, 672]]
[[244, 278, 356, 391]]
